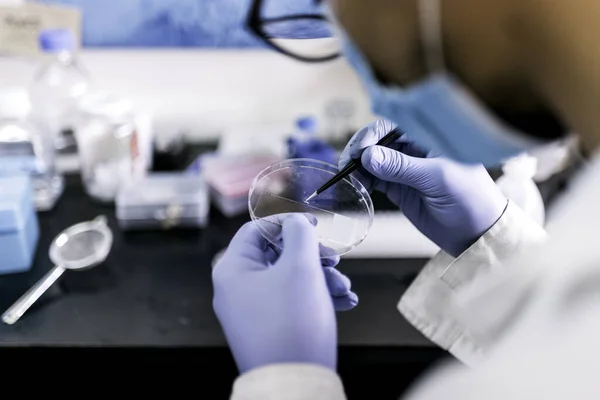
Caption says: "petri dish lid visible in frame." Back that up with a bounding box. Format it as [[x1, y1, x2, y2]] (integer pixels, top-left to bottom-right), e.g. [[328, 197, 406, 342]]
[[249, 158, 374, 258]]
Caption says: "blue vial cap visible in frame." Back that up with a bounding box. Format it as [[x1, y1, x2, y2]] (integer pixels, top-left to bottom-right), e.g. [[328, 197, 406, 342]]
[[39, 29, 76, 52], [296, 117, 317, 133]]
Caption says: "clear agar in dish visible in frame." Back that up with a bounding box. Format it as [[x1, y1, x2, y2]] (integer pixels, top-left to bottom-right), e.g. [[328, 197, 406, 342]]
[[248, 158, 374, 257]]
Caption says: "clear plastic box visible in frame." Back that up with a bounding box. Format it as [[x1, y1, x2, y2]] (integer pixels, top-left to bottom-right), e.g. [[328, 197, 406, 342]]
[[116, 173, 209, 230], [202, 153, 282, 217]]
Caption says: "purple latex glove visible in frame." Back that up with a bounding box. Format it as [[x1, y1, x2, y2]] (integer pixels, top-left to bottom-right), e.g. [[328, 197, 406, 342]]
[[340, 120, 508, 257], [212, 214, 357, 373]]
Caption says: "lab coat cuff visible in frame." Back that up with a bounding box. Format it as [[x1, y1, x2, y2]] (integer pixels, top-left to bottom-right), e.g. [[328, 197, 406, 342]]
[[439, 200, 546, 289], [231, 364, 346, 400], [398, 201, 547, 363]]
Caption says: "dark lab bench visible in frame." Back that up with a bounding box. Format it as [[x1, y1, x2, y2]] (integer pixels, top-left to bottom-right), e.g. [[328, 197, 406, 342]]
[[0, 174, 446, 399], [0, 137, 579, 398]]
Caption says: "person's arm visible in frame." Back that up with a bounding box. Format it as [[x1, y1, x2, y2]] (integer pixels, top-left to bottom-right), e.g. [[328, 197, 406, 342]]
[[402, 163, 600, 398], [335, 120, 548, 366], [228, 203, 544, 400], [231, 364, 346, 400], [399, 201, 547, 366], [212, 217, 352, 400]]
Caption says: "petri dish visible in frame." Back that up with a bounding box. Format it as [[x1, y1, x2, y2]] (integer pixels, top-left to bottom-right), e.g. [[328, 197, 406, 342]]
[[248, 158, 374, 257]]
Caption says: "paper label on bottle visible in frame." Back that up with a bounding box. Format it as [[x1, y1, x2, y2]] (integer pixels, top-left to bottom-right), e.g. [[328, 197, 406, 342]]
[[0, 2, 81, 57]]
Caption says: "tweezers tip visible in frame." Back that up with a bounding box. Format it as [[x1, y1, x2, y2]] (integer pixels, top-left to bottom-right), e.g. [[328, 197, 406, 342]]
[[305, 192, 317, 203]]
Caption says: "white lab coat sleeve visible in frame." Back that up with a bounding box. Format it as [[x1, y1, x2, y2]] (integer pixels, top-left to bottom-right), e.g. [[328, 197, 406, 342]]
[[398, 200, 547, 365], [400, 155, 600, 399], [230, 364, 346, 400]]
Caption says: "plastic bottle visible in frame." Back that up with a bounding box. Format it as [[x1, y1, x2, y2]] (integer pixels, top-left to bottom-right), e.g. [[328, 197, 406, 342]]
[[287, 116, 337, 164], [30, 28, 90, 152], [0, 88, 63, 210], [495, 153, 545, 226]]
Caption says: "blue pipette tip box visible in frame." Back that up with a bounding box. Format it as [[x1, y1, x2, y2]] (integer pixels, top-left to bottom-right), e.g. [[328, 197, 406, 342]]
[[0, 175, 40, 275]]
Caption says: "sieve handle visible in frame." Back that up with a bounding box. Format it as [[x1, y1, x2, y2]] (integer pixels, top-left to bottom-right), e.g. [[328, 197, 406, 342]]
[[2, 266, 65, 325]]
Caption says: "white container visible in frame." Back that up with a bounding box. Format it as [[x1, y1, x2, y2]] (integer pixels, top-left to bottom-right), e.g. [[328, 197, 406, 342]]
[[116, 173, 209, 230], [75, 92, 153, 202], [496, 153, 545, 226]]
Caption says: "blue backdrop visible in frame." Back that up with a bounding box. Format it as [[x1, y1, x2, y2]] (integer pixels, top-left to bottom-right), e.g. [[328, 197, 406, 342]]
[[37, 0, 325, 47]]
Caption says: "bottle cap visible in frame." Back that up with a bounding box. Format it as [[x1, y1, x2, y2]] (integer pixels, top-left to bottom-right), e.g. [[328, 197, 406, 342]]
[[0, 87, 31, 119], [39, 29, 76, 53], [296, 116, 317, 134]]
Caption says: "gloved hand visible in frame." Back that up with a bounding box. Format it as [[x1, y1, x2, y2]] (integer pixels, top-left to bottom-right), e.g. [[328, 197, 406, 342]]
[[212, 214, 357, 373], [340, 120, 508, 257]]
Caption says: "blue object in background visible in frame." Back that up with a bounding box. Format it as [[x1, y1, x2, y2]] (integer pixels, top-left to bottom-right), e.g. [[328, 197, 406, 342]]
[[287, 116, 337, 164], [296, 116, 318, 134], [39, 28, 76, 52], [287, 117, 339, 209], [0, 175, 40, 275], [37, 0, 330, 47], [185, 152, 219, 175]]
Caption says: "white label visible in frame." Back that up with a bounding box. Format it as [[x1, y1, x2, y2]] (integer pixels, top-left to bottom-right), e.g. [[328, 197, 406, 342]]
[[0, 2, 81, 57]]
